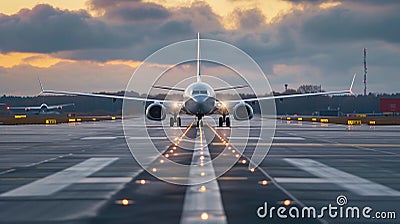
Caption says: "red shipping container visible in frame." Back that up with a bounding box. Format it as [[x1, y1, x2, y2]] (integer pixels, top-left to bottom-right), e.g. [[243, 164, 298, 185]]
[[380, 98, 400, 112]]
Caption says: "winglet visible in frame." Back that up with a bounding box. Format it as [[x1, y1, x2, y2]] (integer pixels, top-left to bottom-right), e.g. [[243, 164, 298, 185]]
[[38, 77, 44, 95], [349, 73, 356, 95]]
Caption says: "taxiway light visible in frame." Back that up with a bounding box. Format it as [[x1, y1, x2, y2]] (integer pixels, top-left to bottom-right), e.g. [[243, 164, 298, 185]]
[[160, 159, 164, 164], [200, 172, 206, 176], [232, 150, 235, 153], [228, 147, 232, 150], [200, 163, 204, 167], [200, 212, 209, 220], [261, 180, 268, 186], [152, 168, 157, 173], [200, 156, 204, 160], [137, 179, 147, 185], [121, 199, 129, 206], [173, 146, 177, 150], [170, 150, 174, 153], [235, 154, 240, 158], [241, 159, 247, 164], [283, 199, 291, 206], [165, 154, 169, 158], [199, 186, 207, 192], [250, 168, 255, 173]]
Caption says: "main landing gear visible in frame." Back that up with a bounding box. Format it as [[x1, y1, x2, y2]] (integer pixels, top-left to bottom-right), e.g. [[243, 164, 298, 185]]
[[169, 116, 181, 127], [218, 116, 230, 127]]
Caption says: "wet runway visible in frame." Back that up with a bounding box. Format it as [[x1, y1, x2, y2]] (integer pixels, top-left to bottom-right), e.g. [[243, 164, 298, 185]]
[[0, 118, 399, 223]]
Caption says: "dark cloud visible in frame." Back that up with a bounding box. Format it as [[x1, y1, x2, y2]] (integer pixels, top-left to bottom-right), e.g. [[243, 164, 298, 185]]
[[87, 0, 170, 23], [233, 8, 266, 30], [301, 4, 400, 44], [0, 4, 130, 53]]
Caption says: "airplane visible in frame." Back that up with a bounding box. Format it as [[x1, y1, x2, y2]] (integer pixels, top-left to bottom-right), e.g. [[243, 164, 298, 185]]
[[6, 103, 74, 114], [41, 33, 355, 127]]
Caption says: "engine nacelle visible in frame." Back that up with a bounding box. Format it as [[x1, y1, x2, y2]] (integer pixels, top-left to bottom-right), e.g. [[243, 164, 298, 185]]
[[232, 102, 254, 120], [146, 102, 166, 121]]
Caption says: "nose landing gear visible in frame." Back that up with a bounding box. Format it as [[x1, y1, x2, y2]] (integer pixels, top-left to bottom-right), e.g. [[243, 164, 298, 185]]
[[218, 116, 230, 127], [169, 116, 181, 127]]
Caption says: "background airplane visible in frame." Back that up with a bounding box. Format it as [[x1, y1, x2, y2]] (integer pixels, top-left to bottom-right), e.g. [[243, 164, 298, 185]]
[[41, 33, 354, 127], [6, 103, 74, 115]]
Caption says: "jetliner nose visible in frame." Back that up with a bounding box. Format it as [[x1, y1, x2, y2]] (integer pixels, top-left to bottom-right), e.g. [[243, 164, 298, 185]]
[[185, 95, 215, 116], [193, 95, 208, 103]]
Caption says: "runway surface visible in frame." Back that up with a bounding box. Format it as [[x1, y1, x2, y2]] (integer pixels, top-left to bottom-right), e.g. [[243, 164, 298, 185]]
[[0, 117, 399, 223]]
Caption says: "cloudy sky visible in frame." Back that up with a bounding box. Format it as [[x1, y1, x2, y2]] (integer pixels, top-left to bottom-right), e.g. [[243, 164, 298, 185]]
[[0, 0, 399, 95]]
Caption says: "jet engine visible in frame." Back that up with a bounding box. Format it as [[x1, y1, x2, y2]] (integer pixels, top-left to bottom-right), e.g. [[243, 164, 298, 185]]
[[232, 102, 254, 120], [146, 102, 166, 121]]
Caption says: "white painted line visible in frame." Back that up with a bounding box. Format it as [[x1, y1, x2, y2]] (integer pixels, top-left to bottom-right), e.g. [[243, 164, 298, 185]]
[[1, 158, 118, 197], [274, 177, 331, 183], [81, 137, 118, 140], [229, 136, 261, 140], [128, 136, 167, 140], [0, 169, 16, 175], [273, 137, 305, 140], [78, 177, 133, 183], [284, 158, 400, 196], [180, 126, 227, 224]]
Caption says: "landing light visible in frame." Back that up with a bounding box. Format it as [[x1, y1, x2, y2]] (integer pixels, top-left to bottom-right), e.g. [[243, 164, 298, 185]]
[[200, 212, 209, 220]]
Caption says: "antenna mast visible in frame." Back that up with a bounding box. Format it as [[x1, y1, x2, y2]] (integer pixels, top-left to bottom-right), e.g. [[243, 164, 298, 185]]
[[363, 48, 367, 96]]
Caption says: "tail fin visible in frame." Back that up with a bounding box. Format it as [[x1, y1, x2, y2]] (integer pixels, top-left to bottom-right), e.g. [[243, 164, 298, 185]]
[[196, 32, 201, 82], [349, 73, 356, 95], [38, 77, 44, 95]]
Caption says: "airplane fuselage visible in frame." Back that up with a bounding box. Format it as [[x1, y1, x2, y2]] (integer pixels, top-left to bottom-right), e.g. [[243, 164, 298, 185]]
[[183, 81, 216, 119]]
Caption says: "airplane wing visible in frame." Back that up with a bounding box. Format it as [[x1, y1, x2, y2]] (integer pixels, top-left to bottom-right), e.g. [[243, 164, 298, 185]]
[[46, 103, 75, 110], [8, 106, 41, 110], [152, 85, 185, 92], [41, 89, 182, 104], [225, 74, 356, 103], [214, 85, 249, 92]]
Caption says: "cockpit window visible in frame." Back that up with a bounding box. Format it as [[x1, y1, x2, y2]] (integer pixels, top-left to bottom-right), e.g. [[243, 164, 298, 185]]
[[192, 90, 208, 95]]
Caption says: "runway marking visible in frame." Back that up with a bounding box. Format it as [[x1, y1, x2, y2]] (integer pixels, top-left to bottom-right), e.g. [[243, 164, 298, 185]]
[[212, 142, 400, 147], [0, 169, 16, 175], [273, 137, 305, 140], [78, 177, 133, 183], [81, 136, 118, 140], [228, 136, 261, 140], [274, 177, 331, 183], [180, 125, 227, 224], [284, 158, 400, 196], [128, 136, 167, 140], [0, 158, 118, 197]]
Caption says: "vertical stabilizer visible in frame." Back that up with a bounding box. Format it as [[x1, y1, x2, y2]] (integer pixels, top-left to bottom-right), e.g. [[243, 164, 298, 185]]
[[196, 32, 201, 82]]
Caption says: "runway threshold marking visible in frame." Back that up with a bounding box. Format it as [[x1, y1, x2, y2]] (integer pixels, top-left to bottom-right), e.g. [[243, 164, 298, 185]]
[[284, 158, 400, 196], [180, 125, 227, 224], [0, 158, 118, 197]]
